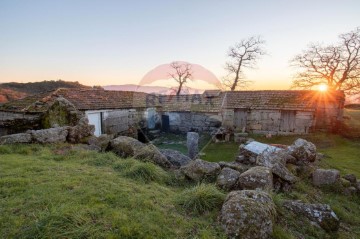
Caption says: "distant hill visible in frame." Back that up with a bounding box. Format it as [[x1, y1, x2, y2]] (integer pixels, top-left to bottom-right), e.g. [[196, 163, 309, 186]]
[[0, 88, 28, 103], [104, 84, 205, 94], [0, 80, 91, 103]]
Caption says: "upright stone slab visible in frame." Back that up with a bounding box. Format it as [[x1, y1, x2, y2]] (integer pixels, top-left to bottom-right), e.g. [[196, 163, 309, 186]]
[[187, 132, 199, 159]]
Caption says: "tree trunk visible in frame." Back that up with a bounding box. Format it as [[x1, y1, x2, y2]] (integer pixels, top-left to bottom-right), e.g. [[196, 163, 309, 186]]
[[177, 82, 183, 95]]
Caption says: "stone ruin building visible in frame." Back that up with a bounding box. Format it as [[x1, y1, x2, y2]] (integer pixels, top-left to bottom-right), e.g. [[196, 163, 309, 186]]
[[0, 88, 345, 139]]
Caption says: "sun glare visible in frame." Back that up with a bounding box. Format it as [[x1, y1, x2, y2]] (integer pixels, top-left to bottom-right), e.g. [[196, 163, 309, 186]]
[[318, 84, 328, 92]]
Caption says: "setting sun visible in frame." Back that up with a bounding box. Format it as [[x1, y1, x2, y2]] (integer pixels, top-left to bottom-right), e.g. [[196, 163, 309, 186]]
[[318, 84, 328, 92]]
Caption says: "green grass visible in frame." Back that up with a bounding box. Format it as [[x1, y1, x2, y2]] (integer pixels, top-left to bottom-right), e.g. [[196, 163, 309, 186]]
[[200, 134, 360, 237], [153, 132, 212, 155], [201, 142, 239, 162], [0, 144, 225, 238], [176, 183, 226, 215]]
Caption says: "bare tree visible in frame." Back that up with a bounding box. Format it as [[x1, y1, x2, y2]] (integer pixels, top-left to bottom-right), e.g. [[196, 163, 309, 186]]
[[291, 27, 360, 95], [169, 61, 193, 95], [223, 36, 266, 91]]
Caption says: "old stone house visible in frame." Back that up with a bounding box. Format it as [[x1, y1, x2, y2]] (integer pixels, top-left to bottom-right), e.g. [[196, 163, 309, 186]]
[[221, 90, 344, 134], [0, 88, 344, 137], [0, 88, 150, 137]]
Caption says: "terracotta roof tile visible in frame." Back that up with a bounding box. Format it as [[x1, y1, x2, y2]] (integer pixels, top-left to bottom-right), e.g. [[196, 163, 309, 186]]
[[223, 90, 344, 110]]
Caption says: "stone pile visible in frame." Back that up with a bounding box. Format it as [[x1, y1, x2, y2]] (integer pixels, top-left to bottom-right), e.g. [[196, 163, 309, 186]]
[[197, 137, 344, 238], [0, 116, 94, 145]]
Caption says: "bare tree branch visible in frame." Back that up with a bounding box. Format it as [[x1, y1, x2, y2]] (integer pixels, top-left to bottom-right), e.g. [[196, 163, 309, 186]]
[[291, 27, 360, 95], [168, 61, 193, 95], [222, 36, 266, 91]]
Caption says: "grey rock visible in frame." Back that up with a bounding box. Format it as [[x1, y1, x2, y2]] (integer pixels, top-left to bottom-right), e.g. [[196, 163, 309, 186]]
[[218, 161, 249, 174], [238, 166, 273, 192], [87, 134, 113, 152], [238, 141, 282, 165], [257, 150, 297, 183], [219, 190, 276, 239], [181, 159, 221, 182], [343, 174, 357, 184], [110, 136, 171, 168], [344, 186, 357, 196], [356, 180, 360, 191], [312, 169, 340, 186], [187, 132, 199, 159], [243, 141, 282, 155], [31, 127, 69, 144], [159, 149, 192, 168], [216, 167, 241, 191], [67, 117, 95, 143], [0, 133, 32, 144], [287, 138, 317, 163], [283, 200, 340, 232]]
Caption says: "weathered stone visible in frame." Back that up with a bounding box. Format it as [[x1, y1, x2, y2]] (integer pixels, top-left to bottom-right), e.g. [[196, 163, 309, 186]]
[[273, 177, 292, 193], [67, 117, 95, 143], [287, 138, 317, 163], [41, 97, 83, 128], [218, 161, 249, 174], [238, 141, 282, 165], [234, 132, 248, 143], [187, 132, 199, 159], [159, 149, 192, 168], [216, 167, 241, 191], [181, 159, 220, 182], [0, 133, 32, 144], [87, 134, 113, 152], [283, 200, 340, 232], [219, 190, 276, 239], [110, 136, 171, 168], [256, 150, 297, 183], [344, 186, 357, 196], [356, 180, 360, 191], [340, 178, 351, 187], [238, 166, 273, 192], [312, 169, 340, 186], [31, 127, 69, 144], [343, 174, 357, 184]]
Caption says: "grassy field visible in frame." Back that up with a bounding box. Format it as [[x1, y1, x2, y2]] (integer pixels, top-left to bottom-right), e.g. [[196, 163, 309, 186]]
[[1, 109, 360, 238], [0, 145, 226, 239]]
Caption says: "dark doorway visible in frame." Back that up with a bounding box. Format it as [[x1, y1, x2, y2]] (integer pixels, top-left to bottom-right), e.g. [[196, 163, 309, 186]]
[[161, 115, 170, 132], [137, 129, 148, 143]]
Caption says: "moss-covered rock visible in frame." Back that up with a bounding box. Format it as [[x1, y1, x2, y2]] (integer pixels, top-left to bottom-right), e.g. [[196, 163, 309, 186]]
[[283, 200, 340, 232], [41, 97, 82, 129], [181, 159, 221, 182], [219, 190, 276, 239], [109, 136, 171, 168]]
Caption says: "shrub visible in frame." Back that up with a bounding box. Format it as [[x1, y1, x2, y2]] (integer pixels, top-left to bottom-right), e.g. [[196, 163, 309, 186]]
[[176, 183, 225, 214]]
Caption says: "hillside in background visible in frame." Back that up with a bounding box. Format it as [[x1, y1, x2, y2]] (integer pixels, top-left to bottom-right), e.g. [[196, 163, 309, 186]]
[[0, 88, 28, 103], [0, 80, 91, 103]]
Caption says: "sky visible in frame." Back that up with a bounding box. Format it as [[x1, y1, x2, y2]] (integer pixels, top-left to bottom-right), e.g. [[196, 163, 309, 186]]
[[1, 0, 360, 90]]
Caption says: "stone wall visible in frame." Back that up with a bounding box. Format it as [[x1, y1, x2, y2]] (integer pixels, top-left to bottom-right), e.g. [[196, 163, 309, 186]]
[[223, 109, 315, 135], [314, 100, 344, 132], [0, 111, 41, 136], [164, 112, 222, 133], [95, 109, 145, 138]]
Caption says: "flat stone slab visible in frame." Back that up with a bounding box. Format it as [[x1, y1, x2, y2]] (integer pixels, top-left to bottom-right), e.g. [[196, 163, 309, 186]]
[[243, 141, 282, 155]]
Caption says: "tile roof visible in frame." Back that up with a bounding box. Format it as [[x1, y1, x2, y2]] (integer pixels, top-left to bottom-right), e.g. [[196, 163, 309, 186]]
[[0, 88, 344, 113], [0, 88, 148, 112], [222, 90, 344, 111]]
